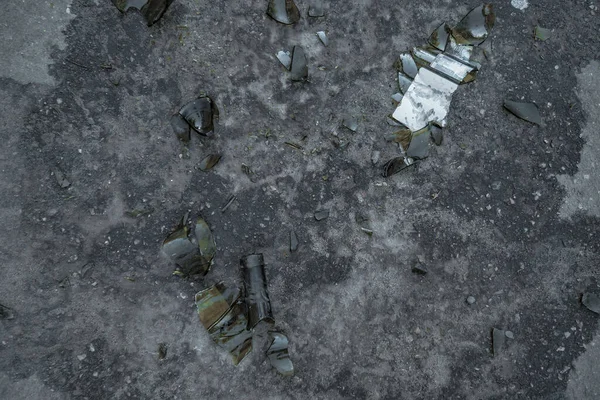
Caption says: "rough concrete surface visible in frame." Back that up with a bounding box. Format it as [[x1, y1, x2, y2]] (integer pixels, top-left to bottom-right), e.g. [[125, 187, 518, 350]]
[[0, 1, 599, 399]]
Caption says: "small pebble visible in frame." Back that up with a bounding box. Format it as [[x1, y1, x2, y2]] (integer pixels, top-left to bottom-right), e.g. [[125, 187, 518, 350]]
[[505, 330, 514, 339], [466, 296, 476, 304]]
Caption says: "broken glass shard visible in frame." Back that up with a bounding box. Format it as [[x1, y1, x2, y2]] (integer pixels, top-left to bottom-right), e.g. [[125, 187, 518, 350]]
[[492, 327, 505, 356], [308, 1, 324, 17], [170, 114, 191, 142], [240, 254, 274, 329], [195, 216, 216, 266], [398, 72, 413, 94], [266, 0, 300, 25], [428, 23, 450, 51], [290, 46, 308, 81], [267, 331, 294, 376], [582, 292, 600, 315], [534, 26, 552, 41], [314, 209, 329, 221], [111, 0, 169, 26], [290, 230, 299, 252], [386, 115, 403, 126], [387, 128, 412, 152], [196, 283, 240, 329], [429, 53, 474, 82], [451, 4, 495, 46], [179, 96, 218, 136], [317, 31, 328, 46], [430, 124, 443, 146], [221, 195, 236, 213], [503, 100, 541, 125], [54, 168, 71, 189], [0, 303, 15, 320], [411, 263, 427, 275], [391, 92, 403, 103], [445, 35, 473, 62], [276, 50, 292, 70], [399, 53, 418, 79], [382, 157, 415, 178], [343, 117, 358, 132], [162, 215, 215, 277], [411, 47, 439, 67], [198, 154, 221, 171], [406, 126, 430, 160], [158, 343, 167, 360], [195, 283, 253, 365]]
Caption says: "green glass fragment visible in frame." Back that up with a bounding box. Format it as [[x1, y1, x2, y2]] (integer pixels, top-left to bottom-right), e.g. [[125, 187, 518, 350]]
[[267, 331, 294, 376], [503, 100, 541, 125]]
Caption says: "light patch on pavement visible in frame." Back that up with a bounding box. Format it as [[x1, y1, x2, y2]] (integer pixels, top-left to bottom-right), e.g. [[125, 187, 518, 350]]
[[557, 61, 600, 219], [0, 0, 74, 85], [511, 0, 529, 10]]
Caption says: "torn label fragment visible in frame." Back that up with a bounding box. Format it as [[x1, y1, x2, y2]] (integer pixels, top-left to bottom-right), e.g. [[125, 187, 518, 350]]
[[195, 283, 253, 365], [382, 157, 415, 178], [399, 53, 418, 79], [240, 254, 274, 329], [198, 154, 222, 171], [267, 0, 300, 25], [582, 292, 600, 315], [503, 100, 541, 125], [317, 31, 328, 46], [393, 68, 458, 131], [171, 114, 191, 142], [451, 4, 495, 46], [267, 331, 294, 376], [179, 96, 219, 136], [290, 46, 308, 81], [429, 54, 475, 82], [276, 50, 292, 70], [428, 23, 450, 51], [111, 0, 170, 26], [290, 230, 299, 252]]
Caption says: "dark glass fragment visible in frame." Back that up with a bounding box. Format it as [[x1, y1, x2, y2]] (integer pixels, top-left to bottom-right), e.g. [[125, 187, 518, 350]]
[[111, 0, 169, 26], [290, 46, 308, 81], [267, 331, 294, 376], [171, 114, 190, 142], [314, 209, 329, 221], [451, 4, 495, 46], [240, 254, 274, 329], [503, 100, 541, 125], [266, 0, 300, 25], [382, 157, 415, 177], [290, 230, 299, 252], [428, 23, 450, 51], [198, 154, 221, 171], [179, 96, 218, 136], [582, 292, 600, 315]]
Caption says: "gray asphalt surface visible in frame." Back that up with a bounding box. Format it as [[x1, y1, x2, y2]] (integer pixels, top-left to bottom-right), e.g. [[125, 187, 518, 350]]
[[1, 1, 599, 399]]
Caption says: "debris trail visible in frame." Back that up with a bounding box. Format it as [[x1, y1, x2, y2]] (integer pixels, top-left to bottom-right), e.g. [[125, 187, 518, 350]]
[[384, 4, 495, 177]]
